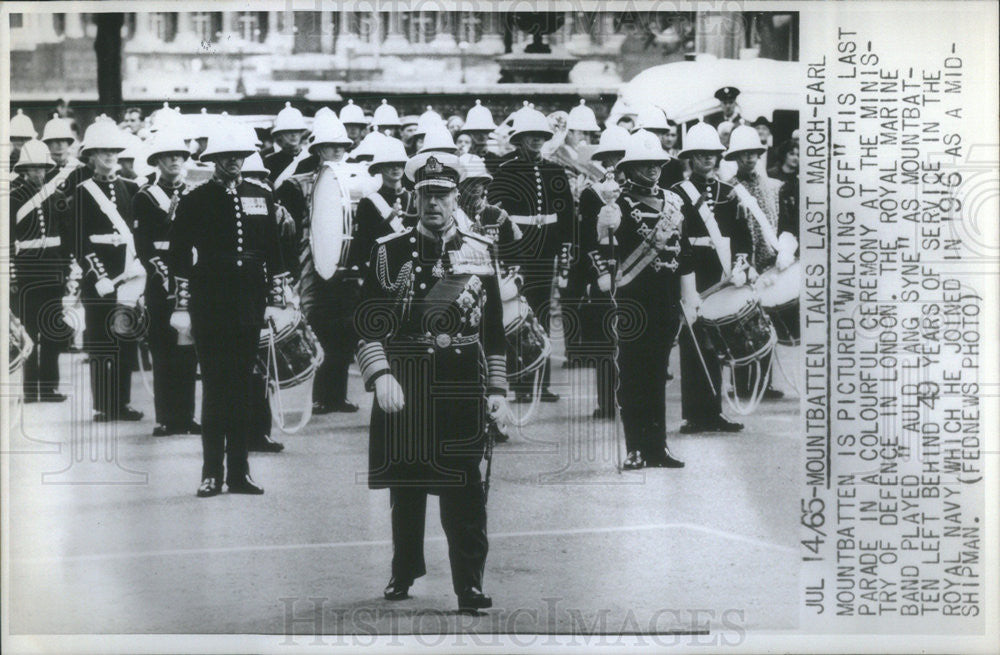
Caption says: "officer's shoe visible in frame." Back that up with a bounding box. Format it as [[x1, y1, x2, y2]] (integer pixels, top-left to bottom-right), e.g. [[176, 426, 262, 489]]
[[711, 416, 744, 432], [180, 420, 202, 434], [623, 450, 645, 470], [152, 424, 173, 437], [592, 408, 615, 419], [646, 448, 685, 468], [196, 477, 222, 498], [329, 400, 360, 413], [312, 401, 336, 415], [227, 475, 265, 495], [118, 406, 144, 421], [512, 392, 533, 404], [93, 411, 113, 422], [539, 389, 560, 403], [679, 421, 708, 434], [23, 395, 39, 404], [457, 587, 492, 611], [39, 391, 68, 403], [249, 435, 285, 453], [763, 387, 785, 400], [383, 577, 411, 601]]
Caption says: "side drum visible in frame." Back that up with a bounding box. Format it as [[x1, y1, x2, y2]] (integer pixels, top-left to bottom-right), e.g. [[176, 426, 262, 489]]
[[754, 260, 801, 347], [697, 285, 776, 368]]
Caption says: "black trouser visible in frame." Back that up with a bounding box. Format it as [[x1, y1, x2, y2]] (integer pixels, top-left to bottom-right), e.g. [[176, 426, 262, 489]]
[[615, 294, 672, 455], [306, 278, 358, 406], [512, 267, 553, 394], [389, 476, 489, 595], [17, 282, 65, 398], [679, 322, 723, 425], [83, 295, 135, 415], [578, 292, 616, 415], [146, 302, 197, 428], [192, 324, 258, 483]]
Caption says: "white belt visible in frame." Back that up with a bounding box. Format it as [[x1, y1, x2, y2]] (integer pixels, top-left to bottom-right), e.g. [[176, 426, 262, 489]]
[[508, 213, 557, 226], [89, 233, 128, 246], [153, 241, 170, 250], [15, 236, 61, 253]]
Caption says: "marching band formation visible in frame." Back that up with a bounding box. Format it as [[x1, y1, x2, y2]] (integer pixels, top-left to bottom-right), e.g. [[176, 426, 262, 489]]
[[7, 90, 800, 610]]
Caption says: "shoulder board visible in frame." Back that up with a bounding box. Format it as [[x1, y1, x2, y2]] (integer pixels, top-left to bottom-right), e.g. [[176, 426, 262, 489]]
[[458, 226, 494, 246], [244, 177, 272, 191], [376, 227, 414, 244]]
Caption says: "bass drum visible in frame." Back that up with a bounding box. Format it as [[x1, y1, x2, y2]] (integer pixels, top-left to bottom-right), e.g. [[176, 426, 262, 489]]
[[257, 311, 325, 433], [310, 163, 354, 281], [754, 260, 801, 347]]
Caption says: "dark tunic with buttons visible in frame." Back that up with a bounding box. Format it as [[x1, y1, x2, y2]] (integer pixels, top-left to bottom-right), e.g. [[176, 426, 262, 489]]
[[352, 184, 416, 274], [355, 223, 507, 491], [168, 175, 286, 330], [74, 175, 140, 303]]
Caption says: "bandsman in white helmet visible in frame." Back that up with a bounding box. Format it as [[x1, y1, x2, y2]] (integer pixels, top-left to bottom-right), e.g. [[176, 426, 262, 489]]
[[168, 125, 293, 497], [339, 99, 368, 149], [399, 114, 420, 145], [596, 130, 694, 469], [73, 115, 145, 423], [282, 111, 352, 182], [274, 111, 359, 415], [408, 106, 445, 156], [10, 139, 71, 403], [9, 108, 37, 172], [132, 129, 199, 437], [487, 105, 573, 403], [372, 99, 403, 139], [458, 100, 500, 174], [355, 150, 506, 612], [417, 126, 458, 155], [566, 99, 600, 144], [457, 153, 521, 256], [634, 104, 686, 188], [354, 136, 415, 260], [576, 125, 629, 419], [40, 113, 87, 198], [264, 101, 310, 184], [672, 122, 754, 434], [117, 132, 143, 181]]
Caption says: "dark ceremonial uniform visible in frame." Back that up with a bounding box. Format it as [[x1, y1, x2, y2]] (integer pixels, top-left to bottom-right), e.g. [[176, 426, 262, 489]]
[[169, 173, 289, 485], [292, 153, 320, 176], [576, 182, 617, 416], [487, 153, 573, 394], [9, 177, 72, 400], [352, 184, 417, 273], [778, 176, 799, 238], [659, 157, 687, 189], [74, 173, 141, 418], [671, 173, 753, 426], [132, 178, 197, 431], [265, 148, 308, 186], [275, 167, 360, 410], [599, 180, 693, 460], [355, 222, 507, 597]]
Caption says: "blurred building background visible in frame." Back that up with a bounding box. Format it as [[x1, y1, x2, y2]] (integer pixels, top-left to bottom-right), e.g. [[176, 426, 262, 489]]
[[10, 9, 797, 126]]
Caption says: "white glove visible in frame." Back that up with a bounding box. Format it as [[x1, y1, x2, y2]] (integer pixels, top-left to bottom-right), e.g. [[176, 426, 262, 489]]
[[264, 306, 294, 333], [776, 247, 795, 271], [747, 266, 759, 283], [679, 272, 701, 323], [776, 232, 798, 271], [170, 310, 191, 333], [375, 374, 405, 413], [597, 273, 612, 293], [487, 394, 507, 421], [731, 268, 747, 287], [94, 277, 115, 297], [596, 205, 621, 245]]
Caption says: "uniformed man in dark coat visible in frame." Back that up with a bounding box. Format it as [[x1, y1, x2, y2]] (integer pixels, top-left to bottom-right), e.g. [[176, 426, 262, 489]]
[[577, 126, 629, 419], [132, 130, 199, 436], [73, 118, 145, 422], [706, 86, 743, 127], [352, 137, 415, 274], [487, 106, 574, 403], [355, 151, 507, 612], [275, 114, 359, 415], [169, 127, 293, 497], [671, 122, 753, 433], [9, 140, 71, 402], [592, 130, 691, 469]]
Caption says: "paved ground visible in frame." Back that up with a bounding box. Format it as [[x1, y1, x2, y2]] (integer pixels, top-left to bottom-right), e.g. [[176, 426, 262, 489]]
[[5, 335, 801, 638]]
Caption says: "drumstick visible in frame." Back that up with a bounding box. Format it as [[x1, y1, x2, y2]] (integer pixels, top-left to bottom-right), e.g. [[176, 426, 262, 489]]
[[681, 312, 719, 399]]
